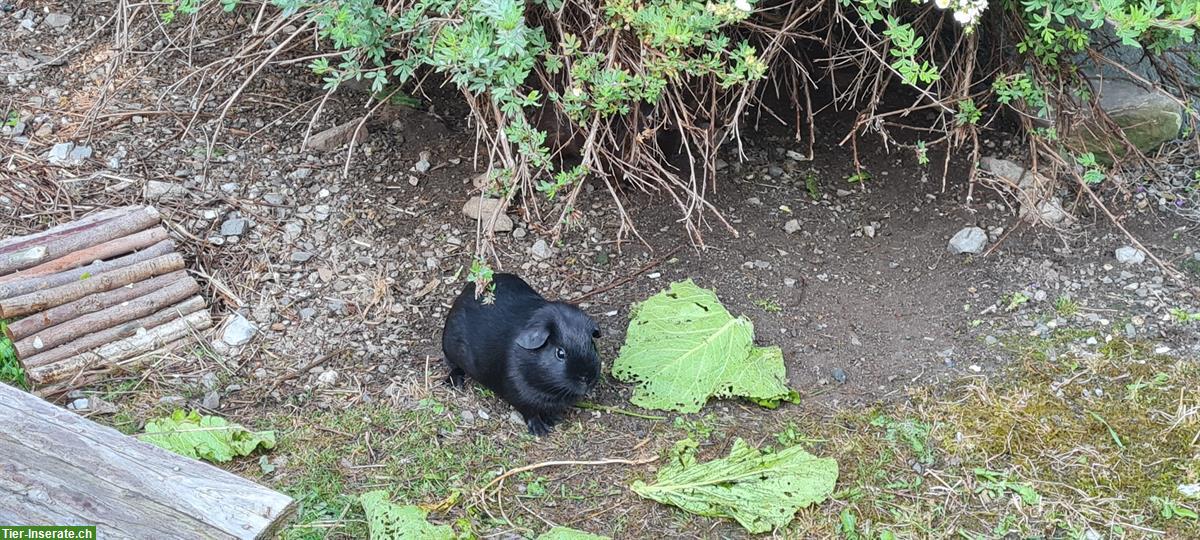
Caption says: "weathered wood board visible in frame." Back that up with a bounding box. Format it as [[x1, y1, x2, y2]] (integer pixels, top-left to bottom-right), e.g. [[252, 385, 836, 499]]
[[0, 383, 294, 539]]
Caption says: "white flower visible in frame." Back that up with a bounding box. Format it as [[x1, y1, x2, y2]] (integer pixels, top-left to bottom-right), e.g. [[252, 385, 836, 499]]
[[953, 10, 972, 24], [933, 0, 950, 9], [734, 0, 752, 12]]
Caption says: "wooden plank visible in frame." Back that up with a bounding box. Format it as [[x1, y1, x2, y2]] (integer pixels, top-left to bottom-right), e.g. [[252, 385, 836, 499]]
[[0, 383, 295, 539]]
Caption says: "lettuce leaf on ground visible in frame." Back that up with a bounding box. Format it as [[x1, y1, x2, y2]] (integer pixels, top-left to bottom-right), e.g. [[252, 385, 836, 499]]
[[141, 410, 275, 463], [612, 279, 797, 412], [536, 526, 611, 539], [360, 491, 455, 540], [631, 438, 838, 533]]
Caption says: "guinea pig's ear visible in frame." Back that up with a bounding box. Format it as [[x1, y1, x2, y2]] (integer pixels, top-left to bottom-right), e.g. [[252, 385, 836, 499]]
[[591, 324, 601, 339], [516, 323, 550, 350]]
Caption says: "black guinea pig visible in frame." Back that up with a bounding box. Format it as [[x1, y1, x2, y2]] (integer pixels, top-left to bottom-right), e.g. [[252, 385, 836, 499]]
[[441, 273, 601, 436]]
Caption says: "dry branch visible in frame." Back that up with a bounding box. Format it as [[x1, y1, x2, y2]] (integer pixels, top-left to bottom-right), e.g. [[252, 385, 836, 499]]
[[0, 253, 185, 319], [0, 238, 175, 300], [32, 336, 195, 399], [27, 305, 211, 385], [0, 227, 170, 287], [0, 206, 160, 275], [0, 206, 132, 253], [5, 270, 187, 342], [13, 277, 201, 359], [20, 295, 206, 370]]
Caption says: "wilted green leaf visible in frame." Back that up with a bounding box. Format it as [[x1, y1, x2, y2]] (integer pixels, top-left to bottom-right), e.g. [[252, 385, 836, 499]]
[[631, 438, 838, 533], [141, 410, 275, 463], [612, 279, 796, 412], [359, 490, 455, 540], [536, 526, 611, 539]]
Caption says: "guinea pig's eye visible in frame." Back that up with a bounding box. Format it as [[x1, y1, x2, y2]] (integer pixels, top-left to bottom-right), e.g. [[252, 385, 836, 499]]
[[555, 347, 567, 361]]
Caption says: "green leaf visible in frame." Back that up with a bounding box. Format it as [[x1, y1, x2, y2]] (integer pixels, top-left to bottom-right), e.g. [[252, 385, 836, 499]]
[[0, 320, 25, 388], [359, 491, 455, 540], [612, 280, 796, 413], [536, 526, 611, 539], [631, 438, 839, 533], [141, 410, 275, 463]]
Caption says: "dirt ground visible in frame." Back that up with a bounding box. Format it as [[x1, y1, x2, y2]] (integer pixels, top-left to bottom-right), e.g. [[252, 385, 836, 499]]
[[3, 2, 1199, 539]]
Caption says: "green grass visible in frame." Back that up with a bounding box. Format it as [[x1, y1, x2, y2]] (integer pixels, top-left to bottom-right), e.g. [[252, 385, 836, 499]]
[[781, 333, 1200, 538], [0, 320, 26, 388], [1054, 295, 1080, 317], [254, 401, 529, 539]]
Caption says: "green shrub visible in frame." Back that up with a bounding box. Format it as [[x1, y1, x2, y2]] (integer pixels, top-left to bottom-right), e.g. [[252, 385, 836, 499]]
[[162, 0, 1199, 241]]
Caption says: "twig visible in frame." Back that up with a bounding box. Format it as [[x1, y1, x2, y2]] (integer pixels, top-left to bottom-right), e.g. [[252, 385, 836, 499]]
[[272, 348, 347, 386], [478, 455, 659, 497], [569, 245, 683, 304], [574, 401, 666, 421]]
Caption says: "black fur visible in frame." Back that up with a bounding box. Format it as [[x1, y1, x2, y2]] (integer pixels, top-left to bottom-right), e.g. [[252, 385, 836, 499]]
[[441, 273, 601, 436]]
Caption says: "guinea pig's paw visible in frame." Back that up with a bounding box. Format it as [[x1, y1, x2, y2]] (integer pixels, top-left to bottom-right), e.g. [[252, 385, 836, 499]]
[[524, 415, 555, 437], [446, 367, 466, 388]]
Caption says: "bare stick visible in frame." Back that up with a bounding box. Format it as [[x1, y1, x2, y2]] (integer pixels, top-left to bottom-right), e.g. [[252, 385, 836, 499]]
[[6, 269, 187, 341], [32, 335, 195, 399], [569, 245, 683, 304], [0, 253, 185, 319], [14, 277, 201, 358], [0, 237, 175, 299], [20, 295, 205, 370], [0, 206, 133, 253], [478, 455, 659, 498], [27, 307, 211, 385], [0, 207, 161, 275], [0, 227, 170, 287]]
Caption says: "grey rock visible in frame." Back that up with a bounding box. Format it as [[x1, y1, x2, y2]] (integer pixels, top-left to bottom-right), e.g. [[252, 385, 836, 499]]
[[43, 13, 71, 28], [531, 239, 553, 261], [299, 307, 317, 320], [405, 277, 425, 291], [159, 396, 186, 408], [220, 313, 258, 347], [461, 196, 514, 232], [201, 391, 220, 410], [767, 165, 785, 177], [985, 335, 998, 346], [305, 118, 368, 152], [67, 398, 89, 411], [143, 180, 188, 201], [290, 251, 313, 263], [46, 142, 91, 165], [831, 368, 848, 384], [220, 217, 248, 236], [513, 228, 527, 239], [1124, 323, 1137, 338], [288, 167, 312, 180], [947, 227, 988, 255], [200, 372, 219, 391], [263, 193, 285, 205], [1071, 79, 1183, 162], [783, 219, 801, 234], [317, 370, 339, 386], [783, 278, 797, 287], [1115, 246, 1146, 265], [414, 152, 431, 173], [979, 156, 1028, 181]]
